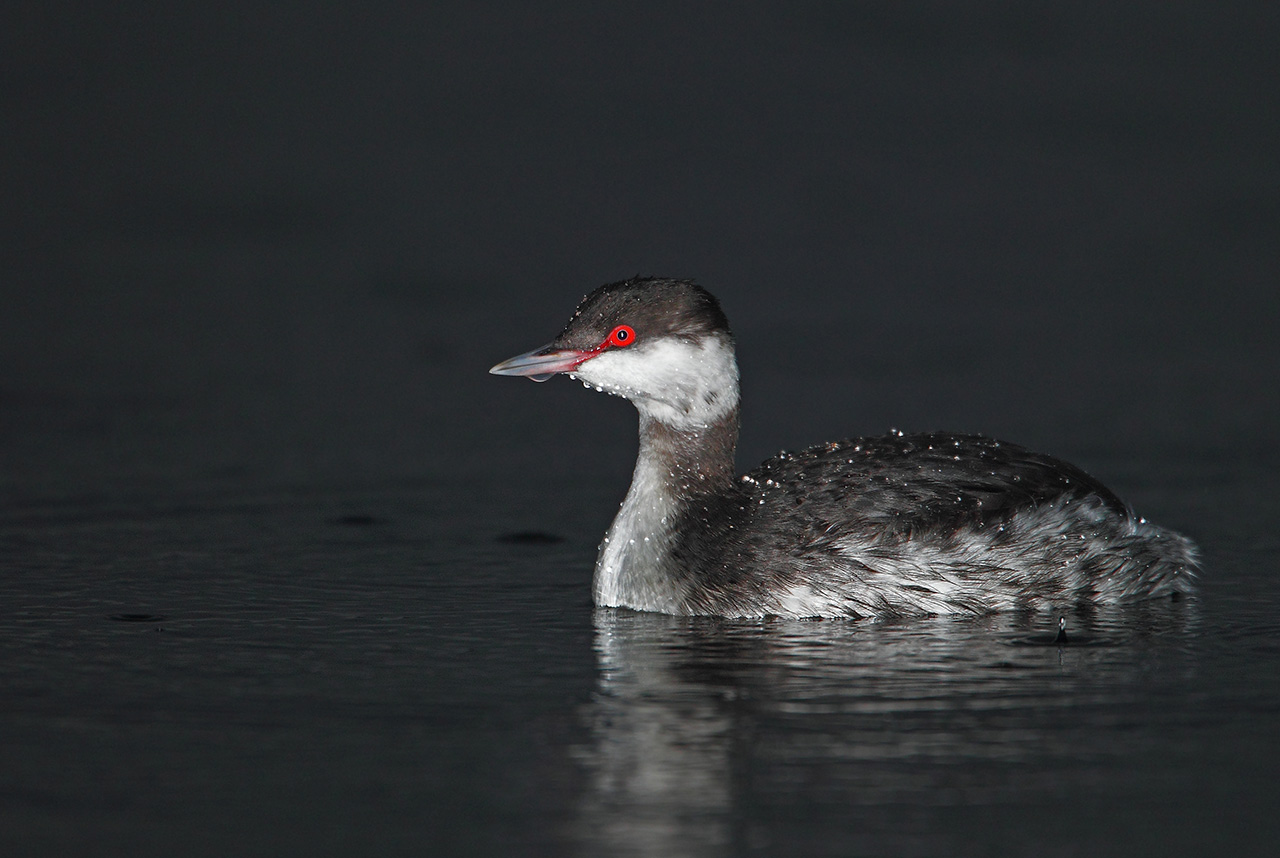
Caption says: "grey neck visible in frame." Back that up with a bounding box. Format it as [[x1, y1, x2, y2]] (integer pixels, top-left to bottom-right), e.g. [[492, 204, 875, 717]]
[[639, 407, 740, 501], [593, 407, 740, 612]]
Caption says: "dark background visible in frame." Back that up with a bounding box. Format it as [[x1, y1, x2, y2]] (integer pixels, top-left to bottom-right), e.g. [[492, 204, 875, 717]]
[[5, 2, 1277, 507]]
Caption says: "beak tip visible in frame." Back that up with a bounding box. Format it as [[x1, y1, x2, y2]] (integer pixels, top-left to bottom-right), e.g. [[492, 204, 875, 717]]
[[489, 344, 586, 381]]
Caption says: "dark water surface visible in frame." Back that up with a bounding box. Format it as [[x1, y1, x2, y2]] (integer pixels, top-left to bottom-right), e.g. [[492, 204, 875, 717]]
[[2, 447, 1278, 856]]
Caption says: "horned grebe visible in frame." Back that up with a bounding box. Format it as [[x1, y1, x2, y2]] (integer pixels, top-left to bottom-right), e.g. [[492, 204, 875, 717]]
[[490, 277, 1198, 619]]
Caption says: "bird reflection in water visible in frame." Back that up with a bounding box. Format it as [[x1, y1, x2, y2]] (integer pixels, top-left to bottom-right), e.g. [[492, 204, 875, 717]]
[[568, 604, 1197, 858]]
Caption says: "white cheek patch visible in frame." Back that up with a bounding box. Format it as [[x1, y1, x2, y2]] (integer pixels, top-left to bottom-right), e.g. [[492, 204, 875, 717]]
[[572, 336, 739, 428]]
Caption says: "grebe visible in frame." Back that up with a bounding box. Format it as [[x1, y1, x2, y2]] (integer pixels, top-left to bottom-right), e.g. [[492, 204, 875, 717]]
[[490, 277, 1198, 619]]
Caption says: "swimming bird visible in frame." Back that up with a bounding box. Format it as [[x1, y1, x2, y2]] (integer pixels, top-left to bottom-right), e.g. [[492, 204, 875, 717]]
[[490, 277, 1198, 619]]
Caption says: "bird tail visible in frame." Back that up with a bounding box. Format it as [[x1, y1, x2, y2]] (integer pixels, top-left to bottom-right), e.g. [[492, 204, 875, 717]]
[[1118, 520, 1200, 599]]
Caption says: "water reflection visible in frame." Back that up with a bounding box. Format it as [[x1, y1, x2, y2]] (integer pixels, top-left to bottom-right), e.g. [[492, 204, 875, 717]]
[[571, 604, 1197, 858]]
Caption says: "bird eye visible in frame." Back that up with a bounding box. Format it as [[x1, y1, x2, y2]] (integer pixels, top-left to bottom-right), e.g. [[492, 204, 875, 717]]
[[607, 325, 635, 348]]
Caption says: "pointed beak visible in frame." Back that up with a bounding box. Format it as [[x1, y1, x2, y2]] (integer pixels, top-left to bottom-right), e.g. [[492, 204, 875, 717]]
[[489, 344, 591, 383]]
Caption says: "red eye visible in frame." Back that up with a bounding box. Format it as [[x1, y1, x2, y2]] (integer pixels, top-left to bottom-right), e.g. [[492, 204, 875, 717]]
[[607, 325, 635, 348]]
